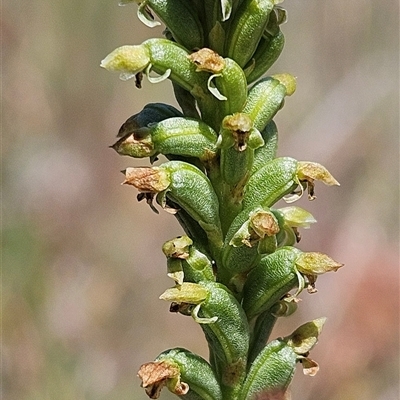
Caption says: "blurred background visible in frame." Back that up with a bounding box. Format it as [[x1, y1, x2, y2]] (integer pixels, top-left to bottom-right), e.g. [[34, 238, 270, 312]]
[[3, 0, 399, 399]]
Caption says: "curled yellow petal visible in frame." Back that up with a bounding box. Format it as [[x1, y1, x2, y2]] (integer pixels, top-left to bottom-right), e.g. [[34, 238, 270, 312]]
[[285, 317, 327, 354], [159, 283, 208, 304], [297, 161, 340, 186], [296, 252, 343, 275], [278, 206, 317, 228], [101, 45, 150, 80]]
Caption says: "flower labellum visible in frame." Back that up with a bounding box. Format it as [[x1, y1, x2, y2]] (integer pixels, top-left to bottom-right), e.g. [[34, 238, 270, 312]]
[[122, 167, 170, 193], [101, 45, 150, 80]]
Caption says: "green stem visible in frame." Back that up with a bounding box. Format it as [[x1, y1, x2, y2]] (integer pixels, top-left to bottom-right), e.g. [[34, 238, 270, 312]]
[[248, 309, 277, 367]]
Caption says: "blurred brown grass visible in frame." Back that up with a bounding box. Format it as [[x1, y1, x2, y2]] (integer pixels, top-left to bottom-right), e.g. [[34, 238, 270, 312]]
[[3, 1, 399, 399]]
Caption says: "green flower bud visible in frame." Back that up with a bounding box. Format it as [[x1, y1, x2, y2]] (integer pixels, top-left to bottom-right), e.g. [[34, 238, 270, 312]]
[[244, 7, 286, 83], [219, 113, 264, 189], [242, 247, 303, 320], [138, 348, 223, 399], [195, 281, 250, 398], [154, 348, 223, 400], [238, 339, 297, 400], [102, 38, 208, 92], [159, 161, 223, 251], [224, 0, 275, 68], [122, 161, 223, 251], [159, 280, 250, 394], [144, 0, 204, 50], [163, 236, 215, 284], [230, 209, 278, 248], [114, 117, 218, 162], [219, 113, 255, 151], [243, 75, 295, 131], [243, 157, 299, 210], [163, 236, 192, 285], [103, 39, 227, 130], [188, 49, 248, 120], [163, 235, 192, 259], [222, 207, 280, 279]]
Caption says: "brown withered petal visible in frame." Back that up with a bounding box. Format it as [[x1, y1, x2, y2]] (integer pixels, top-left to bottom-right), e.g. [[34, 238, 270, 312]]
[[222, 113, 254, 151], [188, 48, 225, 73], [301, 357, 320, 376], [297, 162, 340, 186], [122, 167, 170, 193], [305, 275, 318, 294], [138, 361, 180, 399], [250, 211, 280, 238], [222, 113, 253, 133]]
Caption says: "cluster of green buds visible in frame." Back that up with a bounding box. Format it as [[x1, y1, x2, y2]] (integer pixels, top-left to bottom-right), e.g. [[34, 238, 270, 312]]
[[102, 0, 343, 398]]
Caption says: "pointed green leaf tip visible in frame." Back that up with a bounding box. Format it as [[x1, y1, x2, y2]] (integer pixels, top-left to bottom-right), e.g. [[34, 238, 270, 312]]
[[100, 45, 150, 80]]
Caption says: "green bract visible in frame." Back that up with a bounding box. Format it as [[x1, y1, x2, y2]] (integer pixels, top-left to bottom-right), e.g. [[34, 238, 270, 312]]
[[238, 339, 297, 400], [114, 117, 218, 162], [103, 0, 342, 398], [224, 0, 274, 68], [139, 348, 223, 399], [244, 7, 286, 83], [144, 0, 205, 50]]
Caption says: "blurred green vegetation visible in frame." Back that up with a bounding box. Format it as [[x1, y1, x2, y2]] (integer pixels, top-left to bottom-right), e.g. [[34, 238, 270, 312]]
[[3, 0, 399, 399]]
